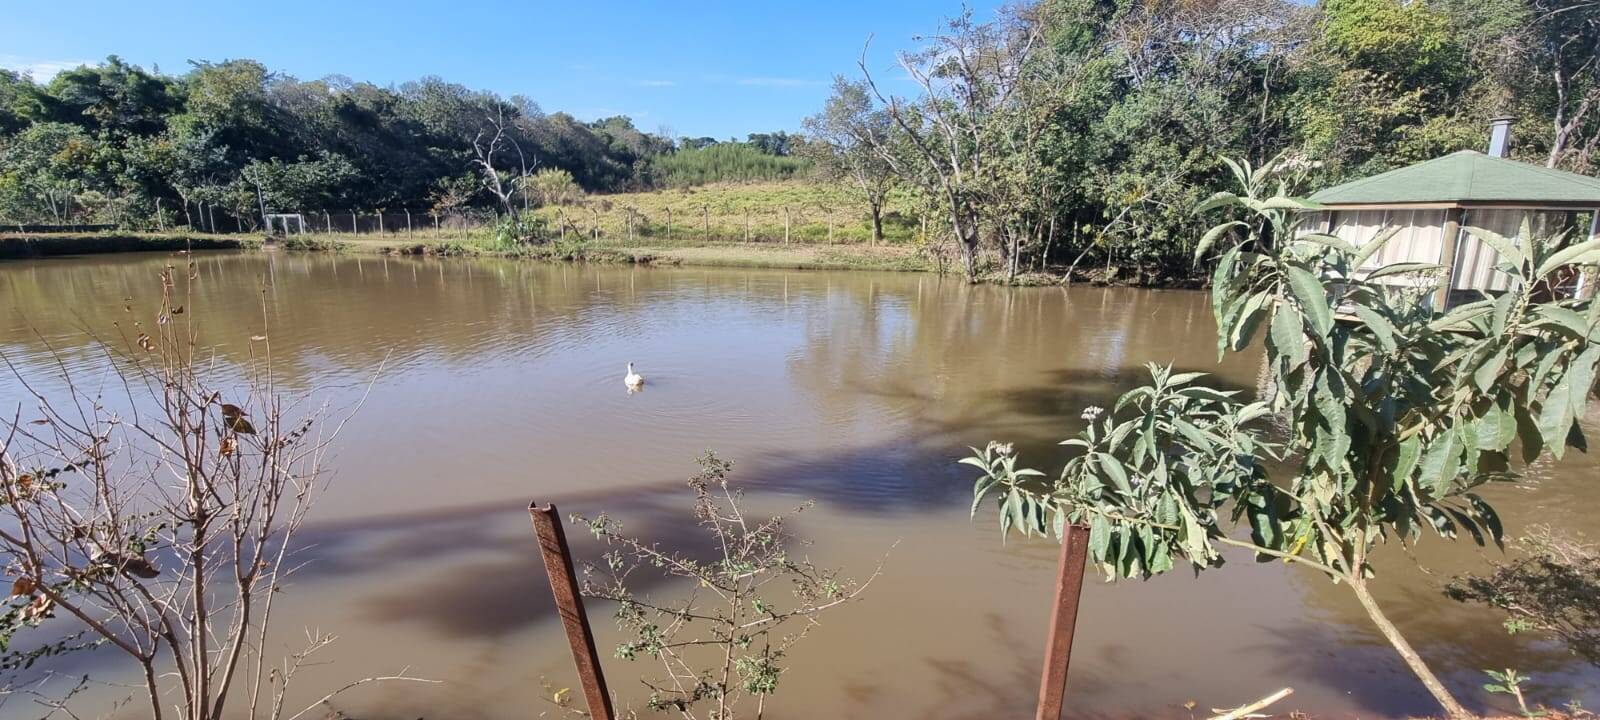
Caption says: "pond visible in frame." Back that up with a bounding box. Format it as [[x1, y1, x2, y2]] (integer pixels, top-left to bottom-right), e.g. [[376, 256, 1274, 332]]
[[2, 251, 1597, 719]]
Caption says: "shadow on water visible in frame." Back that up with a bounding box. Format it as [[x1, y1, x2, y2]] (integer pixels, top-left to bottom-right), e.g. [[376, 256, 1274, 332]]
[[291, 484, 731, 640]]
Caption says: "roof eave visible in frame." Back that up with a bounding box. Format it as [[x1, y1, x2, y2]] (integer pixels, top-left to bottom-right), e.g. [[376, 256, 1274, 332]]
[[1308, 200, 1600, 211]]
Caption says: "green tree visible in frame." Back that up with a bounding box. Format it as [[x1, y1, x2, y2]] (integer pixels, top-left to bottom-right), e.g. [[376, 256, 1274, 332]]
[[802, 78, 896, 245], [965, 158, 1600, 718], [46, 55, 180, 139], [241, 152, 358, 211], [0, 122, 103, 222]]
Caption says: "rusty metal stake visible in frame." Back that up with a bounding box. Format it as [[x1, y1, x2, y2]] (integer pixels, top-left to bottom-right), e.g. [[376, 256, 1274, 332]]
[[529, 502, 616, 720], [1036, 523, 1091, 720]]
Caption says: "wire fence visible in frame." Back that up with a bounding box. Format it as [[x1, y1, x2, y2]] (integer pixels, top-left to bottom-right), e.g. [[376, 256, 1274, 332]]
[[264, 209, 497, 236], [7, 202, 929, 247]]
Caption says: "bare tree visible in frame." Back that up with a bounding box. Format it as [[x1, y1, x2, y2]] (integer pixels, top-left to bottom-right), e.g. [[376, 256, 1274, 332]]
[[0, 261, 426, 720], [1534, 0, 1600, 171], [473, 106, 528, 216]]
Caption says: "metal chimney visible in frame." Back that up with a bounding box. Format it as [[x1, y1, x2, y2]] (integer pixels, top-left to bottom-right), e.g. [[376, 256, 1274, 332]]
[[1487, 116, 1514, 157]]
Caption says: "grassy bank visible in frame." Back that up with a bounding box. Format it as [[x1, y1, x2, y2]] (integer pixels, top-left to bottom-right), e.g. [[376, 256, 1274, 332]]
[[1, 182, 1087, 280], [293, 232, 939, 272], [0, 227, 940, 274], [0, 232, 249, 259], [528, 181, 925, 245]]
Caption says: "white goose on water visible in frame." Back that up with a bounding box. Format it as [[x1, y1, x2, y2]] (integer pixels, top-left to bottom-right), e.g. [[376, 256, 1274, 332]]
[[624, 362, 645, 390]]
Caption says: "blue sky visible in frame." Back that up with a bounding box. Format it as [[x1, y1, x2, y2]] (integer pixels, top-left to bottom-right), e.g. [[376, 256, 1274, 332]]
[[1, 0, 1005, 139]]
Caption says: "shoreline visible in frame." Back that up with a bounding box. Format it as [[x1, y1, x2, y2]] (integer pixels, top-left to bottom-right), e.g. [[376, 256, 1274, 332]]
[[0, 232, 253, 258], [0, 231, 1197, 288]]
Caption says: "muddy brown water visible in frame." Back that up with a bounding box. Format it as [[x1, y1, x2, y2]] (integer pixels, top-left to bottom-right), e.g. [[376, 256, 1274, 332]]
[[1, 251, 1596, 719]]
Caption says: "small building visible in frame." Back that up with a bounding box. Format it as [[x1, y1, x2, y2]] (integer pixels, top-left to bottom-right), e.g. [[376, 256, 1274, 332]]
[[1304, 118, 1600, 309]]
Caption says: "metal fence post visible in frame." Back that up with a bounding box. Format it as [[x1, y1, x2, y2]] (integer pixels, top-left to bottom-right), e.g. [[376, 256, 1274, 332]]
[[529, 502, 616, 720], [1036, 523, 1091, 720]]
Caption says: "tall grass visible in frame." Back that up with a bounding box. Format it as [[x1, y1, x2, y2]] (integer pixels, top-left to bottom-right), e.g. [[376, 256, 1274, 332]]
[[653, 145, 810, 187], [531, 181, 924, 245]]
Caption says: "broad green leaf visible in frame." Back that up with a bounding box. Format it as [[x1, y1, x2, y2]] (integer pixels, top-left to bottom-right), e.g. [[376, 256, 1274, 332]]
[[1365, 262, 1442, 281], [1390, 435, 1422, 491], [1193, 191, 1241, 215], [1167, 371, 1208, 385], [1283, 266, 1332, 338], [1538, 371, 1574, 459], [1490, 291, 1517, 336], [1418, 433, 1462, 499], [1221, 157, 1250, 189], [1352, 305, 1398, 353], [1096, 454, 1132, 495], [1196, 221, 1247, 263], [1465, 226, 1526, 270], [1536, 239, 1600, 277], [1295, 233, 1357, 254], [1263, 196, 1322, 211], [1088, 513, 1112, 564], [1352, 226, 1401, 268], [1429, 300, 1494, 332], [1472, 347, 1510, 392], [1529, 305, 1593, 339], [1270, 304, 1309, 369], [1475, 402, 1516, 453], [1569, 346, 1600, 411], [1229, 292, 1270, 350]]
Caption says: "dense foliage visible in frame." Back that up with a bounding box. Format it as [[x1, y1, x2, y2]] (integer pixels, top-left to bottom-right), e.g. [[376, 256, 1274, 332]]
[[965, 160, 1600, 717], [819, 0, 1600, 282], [0, 59, 797, 228], [653, 143, 809, 188], [4, 0, 1597, 284]]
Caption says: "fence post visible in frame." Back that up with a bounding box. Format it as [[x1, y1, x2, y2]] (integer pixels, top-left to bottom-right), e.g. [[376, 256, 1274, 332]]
[[156, 198, 165, 232], [350, 210, 357, 234], [1036, 523, 1091, 720], [405, 209, 413, 237], [666, 208, 672, 241], [433, 212, 440, 237], [783, 206, 791, 244], [528, 503, 615, 720], [377, 209, 384, 235]]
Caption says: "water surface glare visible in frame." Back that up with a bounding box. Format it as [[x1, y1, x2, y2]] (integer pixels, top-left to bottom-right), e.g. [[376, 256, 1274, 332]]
[[2, 251, 1597, 718]]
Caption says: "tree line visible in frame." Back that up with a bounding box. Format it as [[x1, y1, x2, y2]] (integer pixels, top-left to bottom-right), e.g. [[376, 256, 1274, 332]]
[[801, 0, 1600, 282], [0, 58, 798, 230], [3, 0, 1597, 286]]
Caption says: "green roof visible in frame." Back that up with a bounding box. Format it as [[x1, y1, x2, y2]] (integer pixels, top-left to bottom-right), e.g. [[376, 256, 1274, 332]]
[[1308, 150, 1600, 206]]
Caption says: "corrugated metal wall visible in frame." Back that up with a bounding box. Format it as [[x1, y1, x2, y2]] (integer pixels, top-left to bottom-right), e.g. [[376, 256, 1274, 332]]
[[1304, 208, 1586, 291], [1453, 209, 1570, 291]]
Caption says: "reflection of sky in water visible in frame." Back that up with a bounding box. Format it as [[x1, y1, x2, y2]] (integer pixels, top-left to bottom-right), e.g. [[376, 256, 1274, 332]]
[[1, 251, 1597, 719]]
